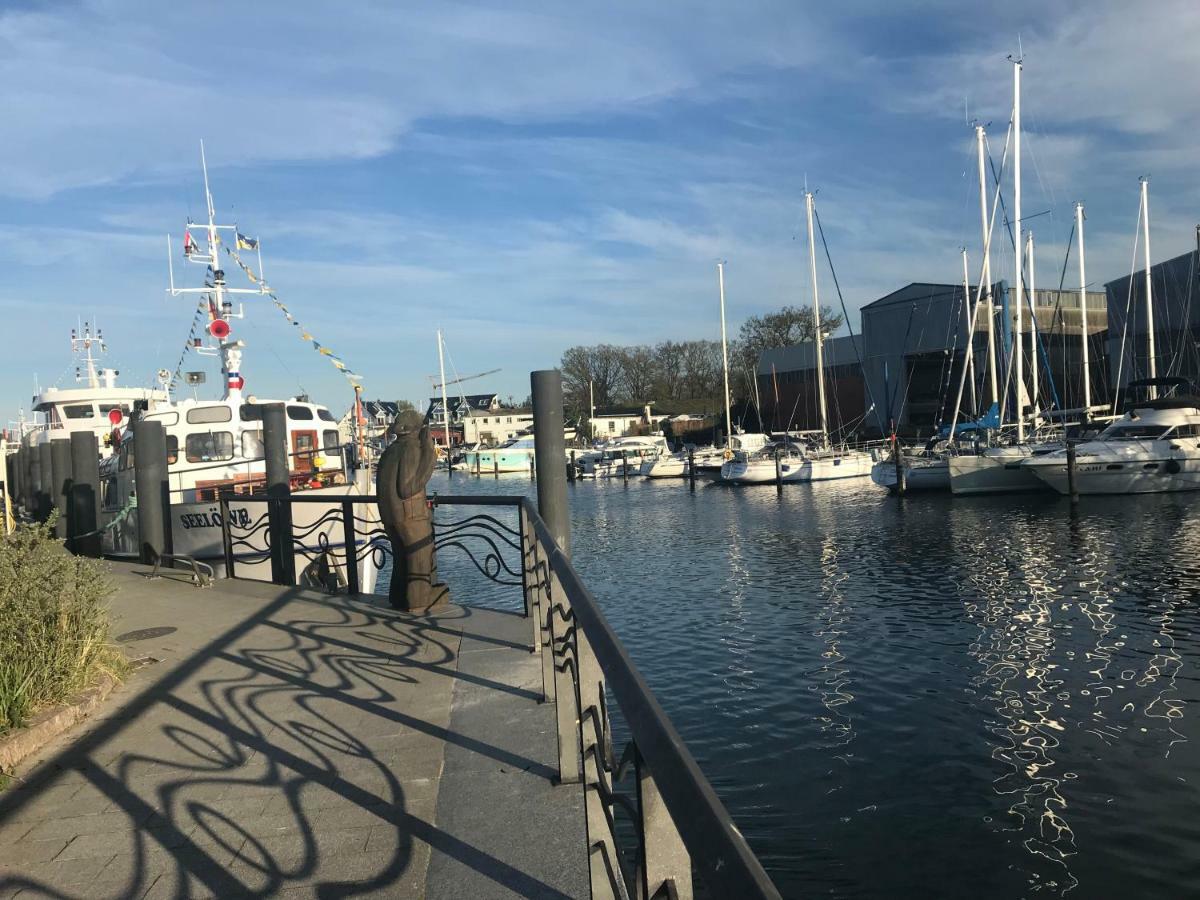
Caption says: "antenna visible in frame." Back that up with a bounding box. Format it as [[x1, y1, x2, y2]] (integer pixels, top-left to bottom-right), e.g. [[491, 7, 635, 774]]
[[166, 233, 177, 294]]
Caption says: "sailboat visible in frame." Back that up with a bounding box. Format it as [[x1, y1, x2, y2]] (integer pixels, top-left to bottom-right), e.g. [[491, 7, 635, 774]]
[[723, 192, 873, 484], [948, 58, 1062, 495]]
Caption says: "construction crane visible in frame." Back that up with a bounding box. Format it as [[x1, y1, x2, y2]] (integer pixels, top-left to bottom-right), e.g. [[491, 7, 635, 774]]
[[430, 367, 501, 391]]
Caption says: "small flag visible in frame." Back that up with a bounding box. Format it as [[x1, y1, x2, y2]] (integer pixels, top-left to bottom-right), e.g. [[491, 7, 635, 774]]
[[236, 232, 258, 251], [184, 230, 199, 255]]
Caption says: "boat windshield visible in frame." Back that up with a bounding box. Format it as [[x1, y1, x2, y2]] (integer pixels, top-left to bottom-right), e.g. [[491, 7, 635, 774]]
[[1100, 423, 1171, 440]]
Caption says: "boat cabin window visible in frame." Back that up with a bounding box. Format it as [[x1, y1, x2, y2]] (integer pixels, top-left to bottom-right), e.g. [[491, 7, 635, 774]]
[[186, 432, 234, 462], [287, 405, 314, 420], [63, 404, 95, 419], [323, 430, 339, 450], [242, 430, 265, 459], [317, 408, 336, 422], [1170, 423, 1200, 438], [147, 411, 179, 427], [166, 436, 178, 465], [1102, 424, 1170, 440], [240, 404, 263, 422], [187, 406, 232, 425]]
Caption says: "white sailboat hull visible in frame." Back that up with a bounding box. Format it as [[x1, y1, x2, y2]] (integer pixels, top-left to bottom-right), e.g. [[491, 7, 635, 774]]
[[803, 451, 873, 482], [870, 457, 950, 491], [720, 457, 807, 484], [949, 449, 1050, 495]]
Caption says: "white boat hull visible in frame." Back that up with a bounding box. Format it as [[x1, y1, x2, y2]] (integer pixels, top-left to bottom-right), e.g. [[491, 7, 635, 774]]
[[871, 457, 950, 491], [720, 457, 807, 484], [641, 456, 688, 478], [803, 452, 873, 482], [949, 452, 1047, 495], [1025, 454, 1200, 495]]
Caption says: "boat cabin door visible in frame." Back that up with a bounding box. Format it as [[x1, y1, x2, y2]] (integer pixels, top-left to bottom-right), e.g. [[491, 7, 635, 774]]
[[292, 430, 317, 474]]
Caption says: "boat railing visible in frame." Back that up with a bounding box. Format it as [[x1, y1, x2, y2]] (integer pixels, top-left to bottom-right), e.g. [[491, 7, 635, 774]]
[[217, 491, 780, 900]]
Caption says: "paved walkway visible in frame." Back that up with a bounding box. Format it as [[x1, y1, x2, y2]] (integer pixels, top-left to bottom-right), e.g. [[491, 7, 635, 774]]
[[0, 562, 586, 898]]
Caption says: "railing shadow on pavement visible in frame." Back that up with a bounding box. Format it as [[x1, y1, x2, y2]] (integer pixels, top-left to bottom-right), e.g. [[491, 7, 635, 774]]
[[0, 582, 573, 898], [217, 491, 781, 899]]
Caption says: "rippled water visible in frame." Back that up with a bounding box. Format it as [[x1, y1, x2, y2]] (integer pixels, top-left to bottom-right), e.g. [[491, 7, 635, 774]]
[[426, 470, 1200, 898]]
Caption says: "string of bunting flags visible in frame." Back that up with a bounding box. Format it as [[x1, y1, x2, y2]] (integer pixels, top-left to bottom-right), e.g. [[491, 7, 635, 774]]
[[170, 295, 211, 391], [225, 245, 363, 384]]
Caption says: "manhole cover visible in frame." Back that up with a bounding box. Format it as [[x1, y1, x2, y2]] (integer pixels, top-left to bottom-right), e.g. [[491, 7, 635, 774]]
[[116, 626, 178, 642]]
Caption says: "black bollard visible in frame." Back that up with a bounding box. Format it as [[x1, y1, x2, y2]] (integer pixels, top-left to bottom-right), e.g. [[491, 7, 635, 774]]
[[51, 438, 71, 539], [69, 432, 101, 557], [774, 446, 783, 494], [19, 446, 31, 516], [892, 434, 906, 496], [568, 450, 577, 482], [530, 456, 536, 481], [9, 449, 20, 519], [622, 450, 628, 482], [493, 454, 499, 478], [133, 419, 172, 564], [37, 442, 53, 522], [263, 403, 295, 585], [531, 370, 571, 558], [1066, 441, 1079, 505], [474, 453, 481, 476], [688, 448, 696, 490]]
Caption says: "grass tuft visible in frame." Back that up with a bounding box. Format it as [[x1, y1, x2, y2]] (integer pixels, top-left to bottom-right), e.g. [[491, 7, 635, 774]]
[[0, 516, 127, 737]]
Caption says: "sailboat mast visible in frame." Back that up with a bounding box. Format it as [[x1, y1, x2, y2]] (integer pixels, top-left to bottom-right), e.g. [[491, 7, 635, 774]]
[[588, 379, 595, 443], [976, 125, 999, 408], [961, 249, 977, 416], [1027, 231, 1039, 423], [717, 261, 733, 449], [1075, 202, 1091, 415], [1141, 177, 1157, 397], [805, 192, 829, 448], [1012, 59, 1024, 443], [437, 329, 451, 458]]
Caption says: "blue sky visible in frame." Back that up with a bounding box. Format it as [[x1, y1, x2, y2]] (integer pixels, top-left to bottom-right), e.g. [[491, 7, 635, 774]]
[[3, 1, 1199, 419]]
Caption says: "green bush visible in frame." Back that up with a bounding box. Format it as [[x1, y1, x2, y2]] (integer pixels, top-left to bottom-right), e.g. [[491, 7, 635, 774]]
[[0, 518, 126, 736]]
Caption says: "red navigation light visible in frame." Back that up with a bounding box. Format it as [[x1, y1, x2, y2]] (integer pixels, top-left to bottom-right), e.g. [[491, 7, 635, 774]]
[[209, 319, 231, 340], [107, 407, 123, 426]]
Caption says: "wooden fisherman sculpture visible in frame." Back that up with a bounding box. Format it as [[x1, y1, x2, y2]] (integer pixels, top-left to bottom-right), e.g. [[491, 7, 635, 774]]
[[376, 411, 450, 610]]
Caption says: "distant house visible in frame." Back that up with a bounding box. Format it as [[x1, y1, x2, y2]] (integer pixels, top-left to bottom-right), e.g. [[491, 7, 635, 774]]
[[337, 399, 401, 447], [425, 393, 504, 445], [585, 404, 667, 440]]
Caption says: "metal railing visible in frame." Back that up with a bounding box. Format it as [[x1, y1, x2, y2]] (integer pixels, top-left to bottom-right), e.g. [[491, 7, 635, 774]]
[[218, 491, 780, 900]]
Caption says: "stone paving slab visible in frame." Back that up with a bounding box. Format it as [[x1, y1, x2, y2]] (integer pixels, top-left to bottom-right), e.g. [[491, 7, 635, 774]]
[[0, 562, 588, 898]]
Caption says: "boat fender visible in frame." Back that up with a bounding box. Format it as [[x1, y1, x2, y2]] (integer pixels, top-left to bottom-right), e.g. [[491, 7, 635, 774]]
[[723, 448, 734, 461], [1164, 458, 1182, 475]]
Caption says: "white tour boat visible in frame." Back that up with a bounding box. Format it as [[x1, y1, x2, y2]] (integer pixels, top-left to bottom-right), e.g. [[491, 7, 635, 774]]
[[98, 154, 377, 588]]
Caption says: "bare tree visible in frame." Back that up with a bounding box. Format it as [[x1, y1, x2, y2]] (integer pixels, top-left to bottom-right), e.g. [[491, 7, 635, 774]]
[[620, 345, 658, 401], [561, 344, 626, 412]]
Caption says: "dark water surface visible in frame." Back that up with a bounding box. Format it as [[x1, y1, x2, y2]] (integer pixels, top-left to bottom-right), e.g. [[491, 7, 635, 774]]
[[427, 471, 1200, 898]]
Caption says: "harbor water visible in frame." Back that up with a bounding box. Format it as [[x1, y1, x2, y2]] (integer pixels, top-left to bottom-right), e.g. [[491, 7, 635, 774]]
[[426, 471, 1200, 898]]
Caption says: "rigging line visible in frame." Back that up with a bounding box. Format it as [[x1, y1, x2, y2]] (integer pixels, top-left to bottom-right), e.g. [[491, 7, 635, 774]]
[[1111, 194, 1144, 415], [812, 205, 887, 435]]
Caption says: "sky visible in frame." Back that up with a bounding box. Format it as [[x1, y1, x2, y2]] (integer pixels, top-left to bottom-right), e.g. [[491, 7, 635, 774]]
[[3, 0, 1200, 420]]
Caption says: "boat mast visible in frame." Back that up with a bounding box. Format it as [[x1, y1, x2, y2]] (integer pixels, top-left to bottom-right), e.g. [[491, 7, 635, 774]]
[[961, 249, 977, 417], [805, 192, 829, 448], [1075, 202, 1091, 416], [976, 125, 999, 408], [437, 329, 451, 459], [717, 261, 733, 449], [1027, 230, 1039, 424], [588, 379, 595, 443], [1141, 177, 1157, 398], [201, 142, 241, 403], [1012, 58, 1024, 443]]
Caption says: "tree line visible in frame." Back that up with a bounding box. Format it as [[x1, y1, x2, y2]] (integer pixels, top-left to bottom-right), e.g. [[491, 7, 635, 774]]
[[560, 304, 844, 413]]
